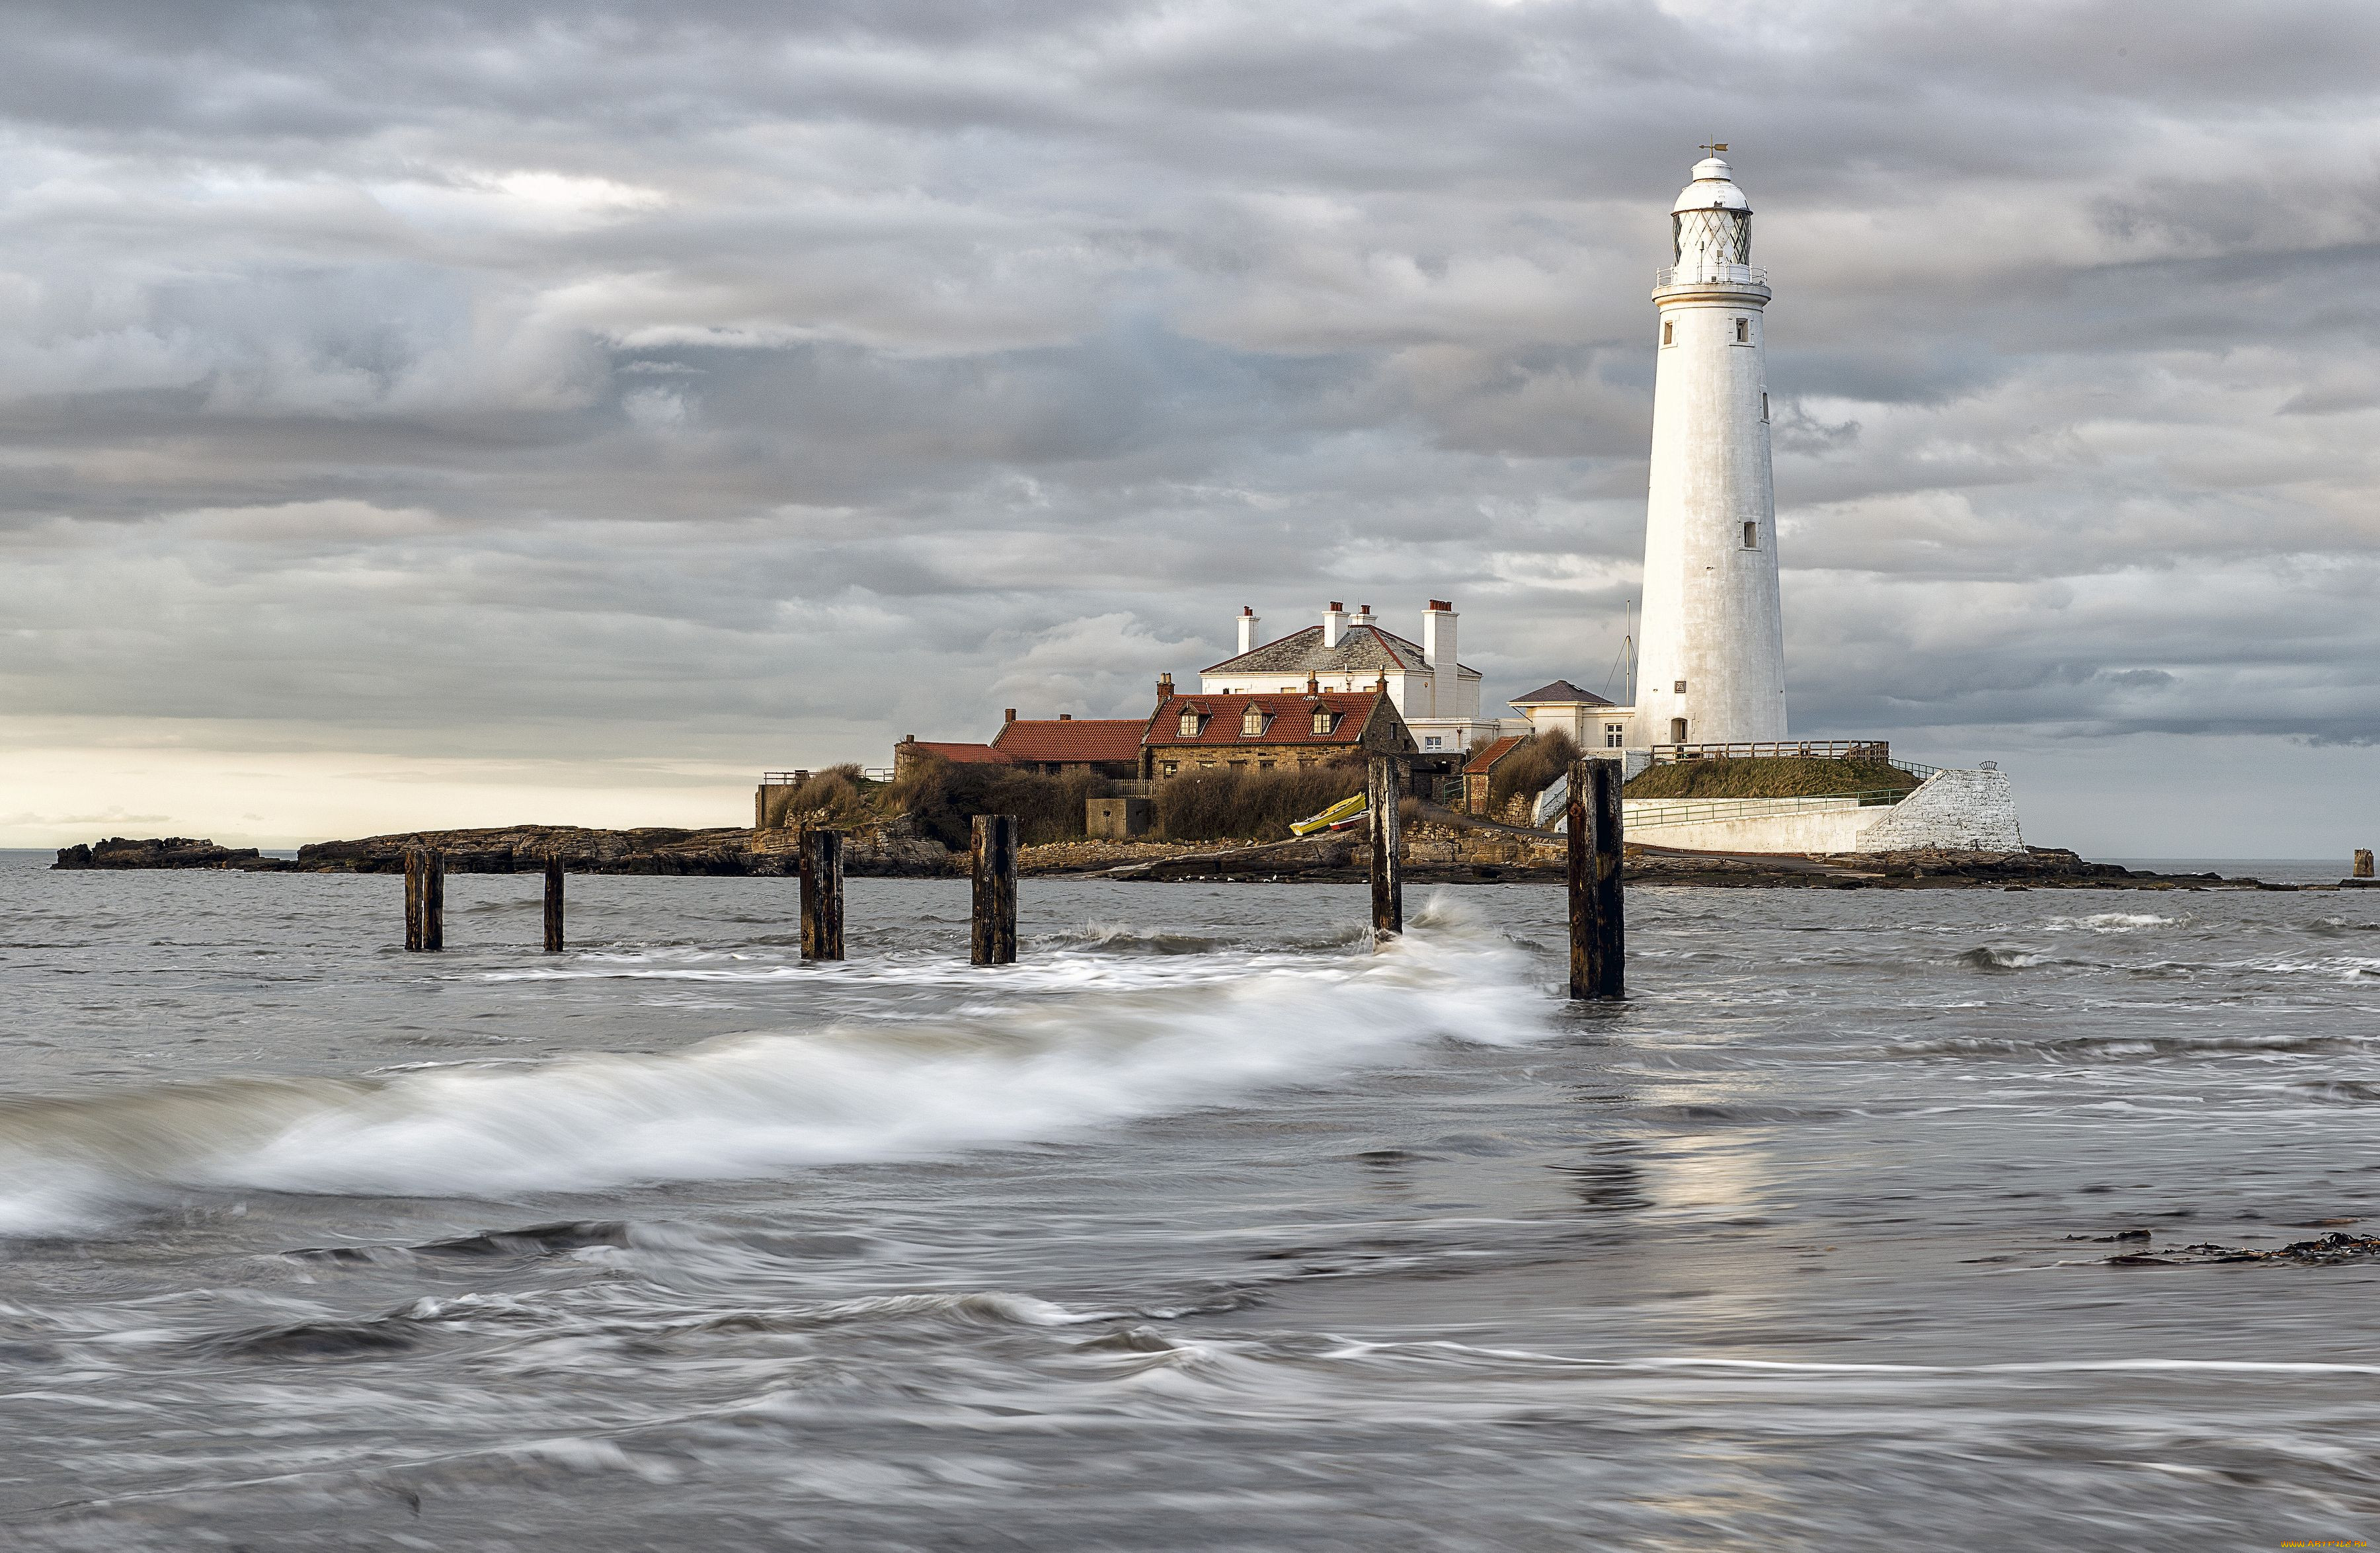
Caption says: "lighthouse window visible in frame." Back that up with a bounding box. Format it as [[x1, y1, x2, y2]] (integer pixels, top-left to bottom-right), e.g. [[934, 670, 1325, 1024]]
[[1762, 392, 1770, 421], [1744, 521, 1759, 549], [1673, 680, 1687, 694], [1735, 318, 1749, 342], [1661, 320, 1673, 346]]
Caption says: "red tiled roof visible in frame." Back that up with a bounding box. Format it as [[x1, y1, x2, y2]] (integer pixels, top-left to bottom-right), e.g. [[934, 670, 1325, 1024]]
[[991, 717, 1150, 763], [1462, 735, 1528, 775], [1143, 690, 1390, 748], [906, 742, 1013, 765]]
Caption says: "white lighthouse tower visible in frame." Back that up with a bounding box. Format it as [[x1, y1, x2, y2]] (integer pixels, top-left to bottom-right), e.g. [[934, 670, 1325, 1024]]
[[1634, 147, 1786, 747]]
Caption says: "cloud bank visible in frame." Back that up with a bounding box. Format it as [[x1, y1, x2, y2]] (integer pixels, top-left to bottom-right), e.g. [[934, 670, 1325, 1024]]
[[2, 0, 2375, 854]]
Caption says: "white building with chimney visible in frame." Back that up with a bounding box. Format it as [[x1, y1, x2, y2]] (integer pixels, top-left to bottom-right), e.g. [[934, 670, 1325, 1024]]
[[1199, 601, 1498, 758]]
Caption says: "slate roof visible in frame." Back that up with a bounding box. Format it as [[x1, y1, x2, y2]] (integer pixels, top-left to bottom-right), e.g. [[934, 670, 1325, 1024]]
[[990, 717, 1150, 764], [1202, 624, 1478, 680], [1508, 679, 1615, 707], [1462, 735, 1529, 775], [1144, 690, 1397, 749]]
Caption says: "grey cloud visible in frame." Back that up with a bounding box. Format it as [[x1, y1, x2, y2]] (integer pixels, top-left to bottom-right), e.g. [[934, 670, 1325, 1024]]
[[0, 0, 2374, 850]]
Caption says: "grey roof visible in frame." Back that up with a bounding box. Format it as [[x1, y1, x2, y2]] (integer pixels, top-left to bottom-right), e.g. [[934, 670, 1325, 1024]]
[[1202, 624, 1479, 678], [1509, 679, 1615, 707]]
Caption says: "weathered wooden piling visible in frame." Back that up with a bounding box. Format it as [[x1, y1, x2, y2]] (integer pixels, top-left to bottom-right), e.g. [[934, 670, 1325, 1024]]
[[970, 815, 1017, 966], [543, 857, 565, 953], [800, 827, 846, 961], [405, 848, 445, 953], [1368, 754, 1404, 940], [1567, 758, 1624, 1000], [2358, 848, 2375, 881]]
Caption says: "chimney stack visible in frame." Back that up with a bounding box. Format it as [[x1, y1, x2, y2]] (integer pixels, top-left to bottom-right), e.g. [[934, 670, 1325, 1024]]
[[1004, 708, 1016, 723], [1156, 672, 1175, 708], [1238, 606, 1258, 655], [1322, 601, 1347, 649], [1351, 603, 1374, 626], [1421, 599, 1457, 722], [1058, 713, 1072, 721], [1306, 671, 1320, 696]]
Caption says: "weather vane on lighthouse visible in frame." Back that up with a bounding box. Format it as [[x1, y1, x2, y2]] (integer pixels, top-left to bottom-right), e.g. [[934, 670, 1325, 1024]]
[[1698, 141, 1728, 157]]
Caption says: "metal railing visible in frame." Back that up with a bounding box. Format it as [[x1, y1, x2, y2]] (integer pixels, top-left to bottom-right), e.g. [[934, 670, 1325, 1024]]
[[1624, 789, 1911, 829], [1654, 262, 1768, 289], [762, 769, 896, 785], [1650, 740, 1889, 765]]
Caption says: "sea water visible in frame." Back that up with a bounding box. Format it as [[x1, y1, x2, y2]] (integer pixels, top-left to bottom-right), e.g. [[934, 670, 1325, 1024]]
[[3, 852, 2379, 1548]]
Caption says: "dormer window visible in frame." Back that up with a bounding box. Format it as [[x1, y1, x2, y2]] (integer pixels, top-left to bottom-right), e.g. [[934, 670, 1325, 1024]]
[[1240, 705, 1269, 737], [1312, 709, 1336, 736], [1177, 711, 1205, 737]]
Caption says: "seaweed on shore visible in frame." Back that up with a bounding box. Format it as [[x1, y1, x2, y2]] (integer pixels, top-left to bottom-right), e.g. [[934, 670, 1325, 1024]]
[[2106, 1230, 2380, 1267]]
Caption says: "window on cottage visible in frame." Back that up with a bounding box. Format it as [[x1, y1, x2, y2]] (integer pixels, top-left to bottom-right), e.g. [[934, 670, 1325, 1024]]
[[1177, 711, 1203, 737], [1312, 709, 1335, 735], [1240, 705, 1267, 737], [1605, 723, 1625, 749], [1162, 761, 1178, 776], [1661, 319, 1674, 346], [1735, 317, 1749, 343], [1744, 520, 1759, 549], [1424, 735, 1442, 750]]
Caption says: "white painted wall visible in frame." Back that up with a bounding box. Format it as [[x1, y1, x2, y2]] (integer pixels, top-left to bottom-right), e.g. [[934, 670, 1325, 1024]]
[[1634, 157, 1786, 747], [1626, 803, 1872, 854], [1617, 768, 2024, 855]]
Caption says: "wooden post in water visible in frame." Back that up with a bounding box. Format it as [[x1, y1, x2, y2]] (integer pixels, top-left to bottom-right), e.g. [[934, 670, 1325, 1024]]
[[970, 815, 1017, 966], [2358, 848, 2375, 880], [800, 828, 845, 961], [1567, 758, 1624, 1000], [405, 848, 425, 951], [1368, 754, 1403, 941], [405, 847, 445, 953], [543, 857, 565, 953]]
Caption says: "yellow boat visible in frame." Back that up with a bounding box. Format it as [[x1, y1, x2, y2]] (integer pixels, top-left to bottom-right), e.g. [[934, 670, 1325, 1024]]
[[1290, 792, 1368, 836]]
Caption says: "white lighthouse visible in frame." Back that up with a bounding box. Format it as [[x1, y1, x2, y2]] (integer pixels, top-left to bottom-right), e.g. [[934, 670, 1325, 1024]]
[[1634, 148, 1786, 747]]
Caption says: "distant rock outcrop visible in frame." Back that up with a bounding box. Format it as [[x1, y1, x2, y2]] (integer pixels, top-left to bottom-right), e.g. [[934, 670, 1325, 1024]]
[[53, 837, 280, 870], [292, 818, 957, 877]]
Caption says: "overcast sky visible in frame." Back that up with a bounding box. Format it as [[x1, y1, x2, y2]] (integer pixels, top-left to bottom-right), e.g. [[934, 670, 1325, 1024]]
[[1, 0, 2374, 856]]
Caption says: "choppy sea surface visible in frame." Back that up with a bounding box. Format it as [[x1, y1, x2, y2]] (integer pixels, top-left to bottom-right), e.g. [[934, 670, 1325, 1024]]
[[5, 850, 2380, 1550]]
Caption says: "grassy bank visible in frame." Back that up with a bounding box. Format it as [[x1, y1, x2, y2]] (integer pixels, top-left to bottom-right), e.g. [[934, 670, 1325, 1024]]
[[1622, 756, 1919, 801]]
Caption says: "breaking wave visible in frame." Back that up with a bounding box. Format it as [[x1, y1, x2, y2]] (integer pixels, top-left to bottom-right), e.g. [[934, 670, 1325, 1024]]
[[2042, 913, 2178, 934], [0, 898, 1551, 1238]]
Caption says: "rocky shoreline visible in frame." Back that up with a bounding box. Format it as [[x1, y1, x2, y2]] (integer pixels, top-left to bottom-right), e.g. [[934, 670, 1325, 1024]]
[[47, 825, 2355, 890]]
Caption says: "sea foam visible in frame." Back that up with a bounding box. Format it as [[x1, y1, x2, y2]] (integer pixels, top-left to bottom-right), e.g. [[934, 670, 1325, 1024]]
[[0, 897, 1552, 1236]]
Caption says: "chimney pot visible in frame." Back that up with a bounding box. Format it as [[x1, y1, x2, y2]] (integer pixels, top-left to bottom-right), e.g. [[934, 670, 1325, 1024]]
[[1329, 601, 1343, 612], [1058, 713, 1072, 721]]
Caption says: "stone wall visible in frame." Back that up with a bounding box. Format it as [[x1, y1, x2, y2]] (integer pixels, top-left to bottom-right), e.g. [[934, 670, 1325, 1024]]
[[1852, 768, 2023, 853]]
